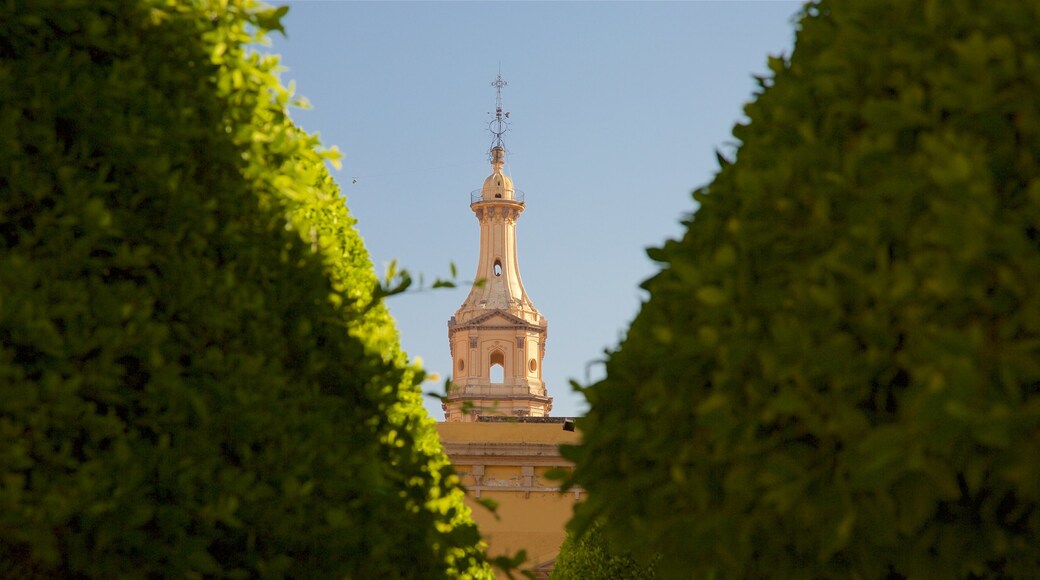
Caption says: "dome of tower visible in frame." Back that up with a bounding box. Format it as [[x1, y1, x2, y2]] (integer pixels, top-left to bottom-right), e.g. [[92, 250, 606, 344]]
[[480, 146, 515, 201], [481, 171, 514, 200]]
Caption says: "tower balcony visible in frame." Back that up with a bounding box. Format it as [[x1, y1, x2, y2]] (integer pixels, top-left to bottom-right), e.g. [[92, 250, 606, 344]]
[[471, 189, 525, 205]]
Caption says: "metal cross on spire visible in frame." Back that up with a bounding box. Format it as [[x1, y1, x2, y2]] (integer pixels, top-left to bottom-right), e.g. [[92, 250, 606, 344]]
[[489, 73, 510, 152]]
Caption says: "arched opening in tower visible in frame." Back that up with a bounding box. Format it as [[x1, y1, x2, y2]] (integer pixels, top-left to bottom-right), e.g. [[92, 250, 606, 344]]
[[489, 350, 505, 384]]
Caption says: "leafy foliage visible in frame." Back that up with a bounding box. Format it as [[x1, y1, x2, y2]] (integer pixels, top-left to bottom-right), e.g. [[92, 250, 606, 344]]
[[551, 520, 655, 580], [0, 0, 489, 577], [564, 0, 1040, 577]]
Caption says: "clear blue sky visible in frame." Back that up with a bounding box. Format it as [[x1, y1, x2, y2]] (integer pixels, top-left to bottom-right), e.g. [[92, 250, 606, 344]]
[[269, 1, 803, 419]]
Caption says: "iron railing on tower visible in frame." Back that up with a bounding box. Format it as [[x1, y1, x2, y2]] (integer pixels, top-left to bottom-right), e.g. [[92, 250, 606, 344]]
[[470, 189, 525, 205]]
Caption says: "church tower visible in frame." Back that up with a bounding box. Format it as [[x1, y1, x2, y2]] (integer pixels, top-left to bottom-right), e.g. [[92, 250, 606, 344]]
[[444, 76, 551, 422]]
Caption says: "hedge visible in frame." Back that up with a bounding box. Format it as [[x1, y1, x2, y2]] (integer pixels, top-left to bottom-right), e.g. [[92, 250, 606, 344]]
[[564, 0, 1040, 577], [0, 1, 488, 577]]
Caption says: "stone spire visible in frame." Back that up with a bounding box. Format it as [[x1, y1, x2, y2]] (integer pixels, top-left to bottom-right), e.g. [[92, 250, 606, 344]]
[[443, 77, 551, 422]]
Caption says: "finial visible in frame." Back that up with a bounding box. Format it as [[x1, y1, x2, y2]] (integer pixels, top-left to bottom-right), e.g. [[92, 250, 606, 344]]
[[491, 145, 505, 171], [489, 73, 509, 155]]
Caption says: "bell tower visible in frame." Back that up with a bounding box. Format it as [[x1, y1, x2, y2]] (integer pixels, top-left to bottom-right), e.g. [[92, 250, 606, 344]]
[[444, 75, 551, 422]]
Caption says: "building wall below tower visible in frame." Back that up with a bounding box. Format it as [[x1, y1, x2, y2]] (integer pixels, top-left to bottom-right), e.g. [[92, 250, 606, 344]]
[[436, 422, 582, 578]]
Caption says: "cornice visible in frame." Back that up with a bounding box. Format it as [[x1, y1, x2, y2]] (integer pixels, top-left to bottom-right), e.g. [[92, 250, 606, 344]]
[[448, 309, 546, 333]]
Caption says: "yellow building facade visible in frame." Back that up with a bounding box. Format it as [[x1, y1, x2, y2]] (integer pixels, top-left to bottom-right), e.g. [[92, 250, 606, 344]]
[[438, 76, 580, 578], [437, 422, 581, 577]]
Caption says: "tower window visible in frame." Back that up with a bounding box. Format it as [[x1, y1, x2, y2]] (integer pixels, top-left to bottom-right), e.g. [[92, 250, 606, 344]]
[[493, 260, 502, 277], [529, 359, 537, 373], [490, 363, 504, 384], [489, 350, 505, 384], [458, 359, 465, 372]]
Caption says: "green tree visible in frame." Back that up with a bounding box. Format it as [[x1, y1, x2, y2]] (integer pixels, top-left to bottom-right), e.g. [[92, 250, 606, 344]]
[[551, 520, 655, 580], [0, 1, 489, 577], [564, 0, 1040, 577]]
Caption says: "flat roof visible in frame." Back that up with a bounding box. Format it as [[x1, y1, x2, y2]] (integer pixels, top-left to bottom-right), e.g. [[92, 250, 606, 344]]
[[436, 421, 582, 444]]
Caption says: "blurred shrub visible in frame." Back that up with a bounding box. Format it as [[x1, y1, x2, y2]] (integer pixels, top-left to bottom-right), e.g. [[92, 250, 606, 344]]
[[551, 519, 655, 579]]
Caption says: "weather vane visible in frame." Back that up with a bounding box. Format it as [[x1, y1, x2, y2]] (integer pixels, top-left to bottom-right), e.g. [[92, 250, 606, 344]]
[[489, 73, 510, 152]]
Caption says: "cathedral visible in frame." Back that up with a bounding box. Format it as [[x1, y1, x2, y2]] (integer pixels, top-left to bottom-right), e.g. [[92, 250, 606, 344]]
[[435, 76, 581, 578]]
